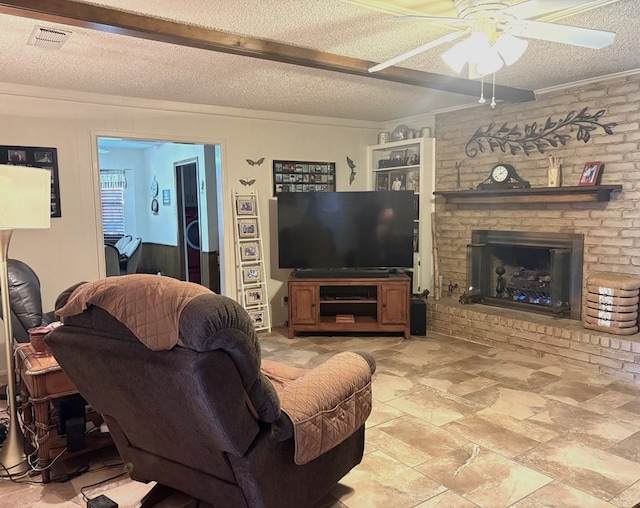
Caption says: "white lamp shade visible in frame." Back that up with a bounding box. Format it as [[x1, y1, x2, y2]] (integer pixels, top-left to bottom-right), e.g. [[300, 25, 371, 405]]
[[0, 164, 51, 229], [494, 34, 528, 66]]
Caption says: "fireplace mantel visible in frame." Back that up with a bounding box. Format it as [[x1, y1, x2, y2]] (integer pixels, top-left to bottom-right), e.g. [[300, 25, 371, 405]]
[[434, 185, 622, 205]]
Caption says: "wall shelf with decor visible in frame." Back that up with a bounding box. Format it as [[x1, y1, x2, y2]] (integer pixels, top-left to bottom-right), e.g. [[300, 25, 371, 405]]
[[433, 185, 622, 205], [366, 137, 436, 295]]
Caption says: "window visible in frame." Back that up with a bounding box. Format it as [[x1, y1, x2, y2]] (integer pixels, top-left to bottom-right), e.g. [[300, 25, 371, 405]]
[[101, 187, 125, 242], [100, 170, 127, 242]]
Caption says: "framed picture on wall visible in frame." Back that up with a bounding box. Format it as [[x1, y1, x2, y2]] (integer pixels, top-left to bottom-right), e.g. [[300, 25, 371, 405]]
[[579, 161, 602, 186], [272, 160, 336, 195], [1, 145, 61, 217]]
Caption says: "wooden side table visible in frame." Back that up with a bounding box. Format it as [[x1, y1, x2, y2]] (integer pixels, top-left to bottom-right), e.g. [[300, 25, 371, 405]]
[[17, 344, 113, 482]]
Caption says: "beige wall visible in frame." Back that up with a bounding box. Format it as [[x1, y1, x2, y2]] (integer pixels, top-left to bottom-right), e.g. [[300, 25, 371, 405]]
[[433, 73, 640, 300], [0, 83, 382, 345]]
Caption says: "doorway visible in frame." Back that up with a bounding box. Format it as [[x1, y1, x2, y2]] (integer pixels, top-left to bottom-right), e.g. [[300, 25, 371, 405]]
[[96, 136, 222, 292], [176, 161, 201, 284]]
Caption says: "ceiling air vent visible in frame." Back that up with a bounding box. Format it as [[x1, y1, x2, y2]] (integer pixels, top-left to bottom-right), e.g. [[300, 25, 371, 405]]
[[27, 26, 71, 49]]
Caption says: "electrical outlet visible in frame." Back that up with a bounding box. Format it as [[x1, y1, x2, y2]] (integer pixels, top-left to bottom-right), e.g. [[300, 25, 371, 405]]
[[281, 295, 288, 308]]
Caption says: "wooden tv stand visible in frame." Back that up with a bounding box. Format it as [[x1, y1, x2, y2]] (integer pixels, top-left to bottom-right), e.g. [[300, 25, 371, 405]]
[[287, 273, 410, 339]]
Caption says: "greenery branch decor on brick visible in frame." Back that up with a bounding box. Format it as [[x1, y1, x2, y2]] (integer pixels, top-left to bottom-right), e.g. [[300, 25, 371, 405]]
[[465, 107, 617, 158]]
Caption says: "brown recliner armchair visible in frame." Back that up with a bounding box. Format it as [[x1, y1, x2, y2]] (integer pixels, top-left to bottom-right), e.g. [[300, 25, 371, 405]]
[[46, 275, 375, 508]]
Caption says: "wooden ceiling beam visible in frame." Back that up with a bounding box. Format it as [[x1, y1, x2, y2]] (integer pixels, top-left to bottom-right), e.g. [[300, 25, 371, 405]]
[[0, 0, 536, 103]]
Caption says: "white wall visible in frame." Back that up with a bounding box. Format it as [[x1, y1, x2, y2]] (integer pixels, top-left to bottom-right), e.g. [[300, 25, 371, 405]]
[[0, 83, 381, 340]]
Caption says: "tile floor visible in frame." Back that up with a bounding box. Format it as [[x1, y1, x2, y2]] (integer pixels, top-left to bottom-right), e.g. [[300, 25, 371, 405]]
[[3, 327, 640, 507]]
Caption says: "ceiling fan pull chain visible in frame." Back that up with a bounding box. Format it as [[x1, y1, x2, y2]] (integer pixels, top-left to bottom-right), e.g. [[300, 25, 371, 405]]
[[491, 73, 497, 108], [478, 74, 486, 104]]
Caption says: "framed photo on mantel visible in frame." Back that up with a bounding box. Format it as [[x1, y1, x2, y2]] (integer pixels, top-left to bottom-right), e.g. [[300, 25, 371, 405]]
[[1, 145, 61, 217]]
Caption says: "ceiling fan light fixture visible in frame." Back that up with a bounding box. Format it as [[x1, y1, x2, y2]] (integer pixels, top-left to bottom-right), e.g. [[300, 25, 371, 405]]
[[476, 47, 503, 76], [442, 42, 469, 74], [465, 32, 491, 64], [494, 33, 528, 65]]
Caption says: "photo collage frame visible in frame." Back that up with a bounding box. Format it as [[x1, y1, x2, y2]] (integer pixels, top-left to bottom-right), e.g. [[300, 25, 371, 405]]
[[1, 145, 61, 217], [272, 160, 336, 195]]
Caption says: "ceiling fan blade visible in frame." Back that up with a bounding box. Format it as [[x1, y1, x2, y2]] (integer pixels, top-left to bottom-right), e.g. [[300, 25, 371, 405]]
[[368, 30, 467, 73], [505, 20, 615, 49], [500, 0, 618, 20], [391, 14, 472, 27]]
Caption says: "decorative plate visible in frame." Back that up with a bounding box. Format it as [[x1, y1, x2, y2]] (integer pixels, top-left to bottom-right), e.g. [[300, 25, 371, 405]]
[[391, 125, 410, 141]]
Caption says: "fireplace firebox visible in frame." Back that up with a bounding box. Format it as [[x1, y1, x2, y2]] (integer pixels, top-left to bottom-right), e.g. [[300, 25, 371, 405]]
[[467, 230, 584, 320]]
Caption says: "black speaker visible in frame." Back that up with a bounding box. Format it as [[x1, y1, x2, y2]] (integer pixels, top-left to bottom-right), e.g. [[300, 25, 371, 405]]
[[410, 298, 426, 336], [53, 393, 85, 434]]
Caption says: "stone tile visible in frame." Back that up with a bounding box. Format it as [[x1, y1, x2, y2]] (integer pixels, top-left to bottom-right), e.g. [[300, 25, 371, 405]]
[[538, 365, 616, 388], [538, 379, 609, 406], [464, 385, 549, 419], [528, 400, 637, 449], [438, 355, 505, 376], [476, 363, 561, 391], [415, 444, 552, 507], [445, 376, 500, 397], [518, 439, 640, 500], [372, 372, 426, 402], [510, 481, 617, 507], [609, 431, 640, 463], [387, 386, 483, 426], [366, 399, 406, 428], [413, 490, 479, 507], [610, 479, 640, 508], [366, 415, 470, 467], [581, 390, 638, 414], [442, 414, 542, 457], [473, 411, 559, 443], [330, 451, 446, 508]]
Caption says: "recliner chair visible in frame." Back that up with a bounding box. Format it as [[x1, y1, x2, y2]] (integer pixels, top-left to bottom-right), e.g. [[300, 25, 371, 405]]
[[47, 275, 375, 508], [0, 259, 55, 343]]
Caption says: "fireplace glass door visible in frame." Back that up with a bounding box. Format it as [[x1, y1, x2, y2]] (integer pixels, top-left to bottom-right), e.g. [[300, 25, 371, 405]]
[[467, 230, 583, 319]]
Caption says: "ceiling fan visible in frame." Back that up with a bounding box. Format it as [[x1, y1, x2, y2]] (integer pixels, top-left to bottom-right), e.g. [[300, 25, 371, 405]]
[[359, 0, 618, 75]]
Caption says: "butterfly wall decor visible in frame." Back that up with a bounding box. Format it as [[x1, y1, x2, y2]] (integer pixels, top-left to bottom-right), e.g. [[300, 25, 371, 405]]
[[246, 158, 265, 166], [239, 179, 256, 187], [346, 156, 357, 186]]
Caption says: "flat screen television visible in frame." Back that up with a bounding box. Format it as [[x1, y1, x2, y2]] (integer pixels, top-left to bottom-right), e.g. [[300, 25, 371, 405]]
[[277, 191, 414, 272]]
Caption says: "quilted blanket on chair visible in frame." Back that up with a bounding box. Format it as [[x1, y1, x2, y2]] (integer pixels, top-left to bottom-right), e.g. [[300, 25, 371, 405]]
[[56, 275, 211, 350], [261, 352, 372, 465]]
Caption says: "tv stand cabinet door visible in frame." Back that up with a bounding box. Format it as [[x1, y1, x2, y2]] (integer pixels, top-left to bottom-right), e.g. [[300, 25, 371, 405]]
[[379, 281, 409, 325], [289, 281, 318, 326]]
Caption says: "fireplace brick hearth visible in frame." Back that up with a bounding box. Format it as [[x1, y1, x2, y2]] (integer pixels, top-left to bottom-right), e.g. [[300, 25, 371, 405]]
[[431, 73, 640, 383], [427, 299, 640, 382]]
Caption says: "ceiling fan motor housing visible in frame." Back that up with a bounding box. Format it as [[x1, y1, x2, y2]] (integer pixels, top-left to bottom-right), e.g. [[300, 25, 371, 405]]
[[455, 0, 512, 19]]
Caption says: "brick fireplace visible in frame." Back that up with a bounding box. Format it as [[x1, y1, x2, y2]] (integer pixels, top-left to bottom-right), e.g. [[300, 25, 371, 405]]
[[428, 72, 640, 382]]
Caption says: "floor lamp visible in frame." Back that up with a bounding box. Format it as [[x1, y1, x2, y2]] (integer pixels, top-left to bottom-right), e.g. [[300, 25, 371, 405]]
[[0, 164, 51, 477]]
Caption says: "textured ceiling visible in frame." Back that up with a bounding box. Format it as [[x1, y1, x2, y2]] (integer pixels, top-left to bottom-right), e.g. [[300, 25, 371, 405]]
[[0, 0, 638, 122]]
